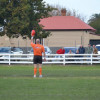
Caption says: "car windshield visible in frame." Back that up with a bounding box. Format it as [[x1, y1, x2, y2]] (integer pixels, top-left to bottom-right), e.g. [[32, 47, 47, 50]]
[[96, 46, 100, 51], [11, 48, 22, 52], [64, 47, 77, 54], [0, 47, 11, 53]]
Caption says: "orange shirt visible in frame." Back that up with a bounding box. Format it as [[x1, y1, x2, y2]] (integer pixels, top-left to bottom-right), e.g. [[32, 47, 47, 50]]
[[31, 42, 45, 56]]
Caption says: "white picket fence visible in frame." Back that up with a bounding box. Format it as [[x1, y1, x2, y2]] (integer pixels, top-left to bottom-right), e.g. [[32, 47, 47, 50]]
[[0, 54, 100, 65]]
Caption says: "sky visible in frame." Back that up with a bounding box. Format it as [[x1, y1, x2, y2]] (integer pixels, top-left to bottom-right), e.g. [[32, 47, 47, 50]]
[[43, 0, 100, 22]]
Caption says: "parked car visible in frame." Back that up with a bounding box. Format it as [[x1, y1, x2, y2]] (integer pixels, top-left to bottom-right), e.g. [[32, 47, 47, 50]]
[[44, 46, 52, 54], [0, 47, 24, 61], [96, 44, 100, 54], [64, 47, 78, 54], [0, 47, 11, 60], [11, 47, 23, 54], [0, 47, 11, 53], [10, 47, 24, 60]]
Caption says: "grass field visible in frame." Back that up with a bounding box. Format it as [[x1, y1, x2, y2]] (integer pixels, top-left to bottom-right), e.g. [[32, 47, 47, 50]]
[[0, 65, 100, 100]]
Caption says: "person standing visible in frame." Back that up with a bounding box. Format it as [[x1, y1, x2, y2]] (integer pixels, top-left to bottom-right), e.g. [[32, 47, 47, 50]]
[[93, 45, 98, 54], [78, 45, 85, 54], [78, 45, 85, 62], [31, 35, 46, 78], [86, 44, 93, 54], [93, 45, 98, 61], [85, 44, 93, 63], [56, 47, 65, 59], [56, 47, 65, 54]]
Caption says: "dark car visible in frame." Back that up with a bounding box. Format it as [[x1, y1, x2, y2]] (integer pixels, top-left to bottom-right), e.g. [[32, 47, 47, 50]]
[[0, 47, 23, 60], [0, 47, 11, 60]]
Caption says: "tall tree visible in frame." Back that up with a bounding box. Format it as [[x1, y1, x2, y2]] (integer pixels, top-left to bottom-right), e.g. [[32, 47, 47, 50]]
[[0, 0, 52, 38], [48, 4, 86, 22], [88, 13, 100, 34]]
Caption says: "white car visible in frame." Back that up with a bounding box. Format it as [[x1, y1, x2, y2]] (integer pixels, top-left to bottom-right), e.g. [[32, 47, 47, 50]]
[[44, 46, 52, 54], [10, 47, 23, 59], [11, 47, 23, 54], [96, 44, 100, 54]]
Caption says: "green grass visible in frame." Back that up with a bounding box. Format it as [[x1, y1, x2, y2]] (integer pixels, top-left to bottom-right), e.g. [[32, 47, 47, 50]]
[[0, 65, 100, 100]]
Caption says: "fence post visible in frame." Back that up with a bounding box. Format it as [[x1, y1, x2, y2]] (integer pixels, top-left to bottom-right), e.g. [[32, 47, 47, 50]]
[[9, 54, 11, 65], [63, 54, 65, 65], [91, 54, 92, 65]]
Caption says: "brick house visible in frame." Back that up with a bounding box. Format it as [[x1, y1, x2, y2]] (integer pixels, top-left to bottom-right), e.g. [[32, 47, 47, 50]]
[[39, 16, 100, 47]]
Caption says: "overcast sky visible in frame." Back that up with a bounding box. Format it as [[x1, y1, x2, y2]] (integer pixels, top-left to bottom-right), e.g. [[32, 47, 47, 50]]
[[43, 0, 100, 22]]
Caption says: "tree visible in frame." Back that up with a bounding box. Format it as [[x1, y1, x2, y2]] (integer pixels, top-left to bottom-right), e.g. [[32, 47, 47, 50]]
[[0, 0, 52, 39], [48, 4, 86, 22], [88, 13, 100, 34]]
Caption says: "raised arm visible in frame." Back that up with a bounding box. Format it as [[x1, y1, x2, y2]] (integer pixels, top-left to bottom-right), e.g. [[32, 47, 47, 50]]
[[31, 36, 34, 43], [31, 36, 35, 47], [31, 30, 35, 43]]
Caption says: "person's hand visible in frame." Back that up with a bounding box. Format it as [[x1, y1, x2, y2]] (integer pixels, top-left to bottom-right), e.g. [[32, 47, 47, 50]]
[[31, 36, 34, 40], [44, 58, 46, 61]]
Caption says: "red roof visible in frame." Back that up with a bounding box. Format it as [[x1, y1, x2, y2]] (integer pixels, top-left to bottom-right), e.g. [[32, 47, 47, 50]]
[[39, 16, 95, 31]]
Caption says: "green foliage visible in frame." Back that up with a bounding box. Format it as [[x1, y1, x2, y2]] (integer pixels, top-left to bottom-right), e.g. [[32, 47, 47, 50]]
[[0, 0, 52, 38], [88, 13, 100, 34]]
